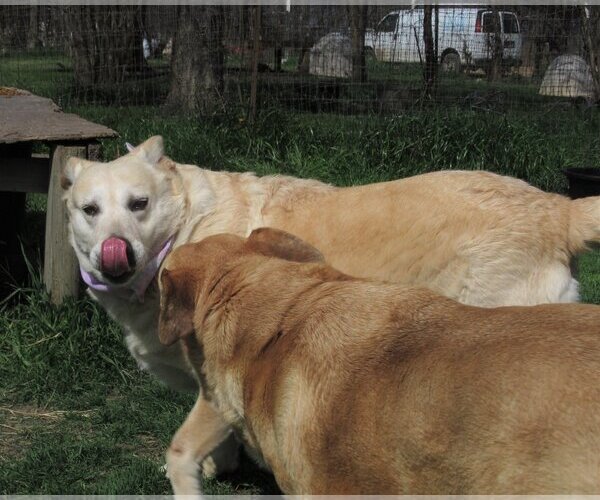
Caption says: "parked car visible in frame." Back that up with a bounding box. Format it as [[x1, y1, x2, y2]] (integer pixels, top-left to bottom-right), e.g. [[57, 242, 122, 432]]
[[365, 7, 522, 72]]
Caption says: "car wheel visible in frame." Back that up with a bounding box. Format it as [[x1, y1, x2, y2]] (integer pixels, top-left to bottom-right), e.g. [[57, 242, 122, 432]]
[[441, 52, 461, 74]]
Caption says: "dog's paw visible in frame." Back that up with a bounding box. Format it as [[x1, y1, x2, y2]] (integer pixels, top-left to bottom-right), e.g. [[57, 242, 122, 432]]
[[200, 456, 218, 478], [200, 433, 241, 478]]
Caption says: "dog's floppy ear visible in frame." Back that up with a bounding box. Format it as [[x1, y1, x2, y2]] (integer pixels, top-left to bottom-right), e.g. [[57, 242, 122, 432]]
[[131, 135, 164, 165], [158, 268, 195, 346], [61, 157, 93, 190], [246, 228, 324, 263]]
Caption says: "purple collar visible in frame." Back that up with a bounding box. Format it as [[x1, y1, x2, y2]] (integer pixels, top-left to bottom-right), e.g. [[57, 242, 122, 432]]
[[80, 238, 173, 302]]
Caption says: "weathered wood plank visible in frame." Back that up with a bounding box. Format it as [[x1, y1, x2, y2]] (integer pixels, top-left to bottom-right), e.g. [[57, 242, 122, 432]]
[[0, 93, 117, 144], [0, 156, 50, 193], [44, 145, 82, 304]]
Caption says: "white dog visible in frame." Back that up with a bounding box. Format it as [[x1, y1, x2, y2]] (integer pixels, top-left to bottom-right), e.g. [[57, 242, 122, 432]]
[[62, 135, 600, 474]]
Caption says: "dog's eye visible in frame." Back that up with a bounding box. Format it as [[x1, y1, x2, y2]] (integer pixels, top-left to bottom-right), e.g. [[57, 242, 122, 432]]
[[82, 204, 99, 217], [129, 197, 149, 212]]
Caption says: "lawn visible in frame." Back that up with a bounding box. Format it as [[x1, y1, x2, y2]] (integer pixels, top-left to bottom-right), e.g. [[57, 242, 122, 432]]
[[1, 52, 600, 494]]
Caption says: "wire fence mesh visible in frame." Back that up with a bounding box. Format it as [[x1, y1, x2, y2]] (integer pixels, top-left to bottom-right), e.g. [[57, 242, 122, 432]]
[[1, 4, 599, 115]]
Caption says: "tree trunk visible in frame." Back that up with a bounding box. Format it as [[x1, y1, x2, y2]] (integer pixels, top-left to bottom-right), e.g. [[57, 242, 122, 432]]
[[26, 5, 40, 50], [581, 6, 600, 101], [295, 6, 312, 74], [248, 5, 261, 124], [423, 5, 436, 98], [487, 7, 503, 82], [165, 5, 225, 114], [348, 5, 368, 82], [67, 6, 147, 90], [0, 7, 12, 51]]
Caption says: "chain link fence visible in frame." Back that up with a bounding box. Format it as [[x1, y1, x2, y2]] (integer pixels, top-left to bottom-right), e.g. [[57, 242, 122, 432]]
[[1, 5, 599, 115]]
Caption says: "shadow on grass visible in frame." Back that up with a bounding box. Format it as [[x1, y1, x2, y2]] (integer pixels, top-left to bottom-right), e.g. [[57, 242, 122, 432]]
[[0, 194, 47, 303], [215, 451, 282, 495]]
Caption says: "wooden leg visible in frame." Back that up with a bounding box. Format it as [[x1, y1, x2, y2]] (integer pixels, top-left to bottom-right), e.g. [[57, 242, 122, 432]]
[[43, 144, 83, 304]]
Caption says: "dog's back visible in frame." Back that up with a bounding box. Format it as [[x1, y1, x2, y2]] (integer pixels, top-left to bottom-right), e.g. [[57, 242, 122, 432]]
[[262, 169, 595, 306], [242, 277, 600, 494], [159, 230, 600, 495]]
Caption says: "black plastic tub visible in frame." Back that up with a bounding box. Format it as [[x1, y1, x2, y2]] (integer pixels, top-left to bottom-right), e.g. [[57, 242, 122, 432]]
[[563, 168, 600, 199]]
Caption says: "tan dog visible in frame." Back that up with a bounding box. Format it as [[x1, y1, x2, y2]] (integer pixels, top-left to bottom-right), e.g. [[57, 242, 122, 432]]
[[159, 228, 600, 495], [63, 135, 600, 475]]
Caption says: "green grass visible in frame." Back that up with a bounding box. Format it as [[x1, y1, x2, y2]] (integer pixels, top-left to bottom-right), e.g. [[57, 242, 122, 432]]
[[0, 47, 571, 111], [1, 52, 600, 494], [0, 52, 170, 106], [0, 262, 276, 495], [0, 52, 72, 102], [70, 104, 600, 193], [579, 250, 600, 305]]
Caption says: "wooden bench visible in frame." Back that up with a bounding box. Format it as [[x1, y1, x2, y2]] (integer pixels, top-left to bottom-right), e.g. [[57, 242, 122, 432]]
[[0, 88, 117, 304]]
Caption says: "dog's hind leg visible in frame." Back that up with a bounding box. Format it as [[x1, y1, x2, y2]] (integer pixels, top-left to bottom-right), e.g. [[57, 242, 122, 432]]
[[166, 397, 235, 496]]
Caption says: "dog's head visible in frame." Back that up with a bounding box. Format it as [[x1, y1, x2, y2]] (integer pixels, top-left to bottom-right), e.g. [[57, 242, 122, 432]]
[[158, 228, 324, 346], [62, 136, 186, 287]]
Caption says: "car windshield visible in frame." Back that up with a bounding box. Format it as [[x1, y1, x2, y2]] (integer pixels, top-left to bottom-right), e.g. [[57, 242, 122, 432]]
[[502, 13, 519, 34]]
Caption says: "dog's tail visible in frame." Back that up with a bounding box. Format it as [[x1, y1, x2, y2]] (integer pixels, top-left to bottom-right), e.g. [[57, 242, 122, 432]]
[[570, 196, 600, 251]]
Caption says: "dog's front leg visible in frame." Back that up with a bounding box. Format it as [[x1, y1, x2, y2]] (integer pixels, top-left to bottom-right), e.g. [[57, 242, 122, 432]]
[[167, 396, 235, 496]]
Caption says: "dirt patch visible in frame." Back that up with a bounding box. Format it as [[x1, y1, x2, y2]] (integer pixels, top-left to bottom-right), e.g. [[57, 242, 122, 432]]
[[136, 432, 165, 456], [0, 404, 95, 460], [0, 87, 30, 97], [120, 432, 166, 461]]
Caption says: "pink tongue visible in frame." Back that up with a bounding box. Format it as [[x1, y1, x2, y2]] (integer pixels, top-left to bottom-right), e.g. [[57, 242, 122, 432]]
[[101, 237, 130, 277]]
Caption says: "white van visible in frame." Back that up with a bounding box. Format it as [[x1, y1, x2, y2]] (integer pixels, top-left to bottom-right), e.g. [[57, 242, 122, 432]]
[[365, 7, 522, 72]]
